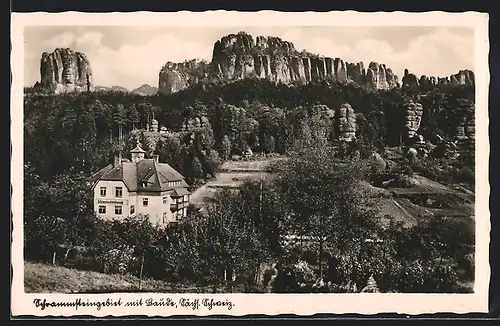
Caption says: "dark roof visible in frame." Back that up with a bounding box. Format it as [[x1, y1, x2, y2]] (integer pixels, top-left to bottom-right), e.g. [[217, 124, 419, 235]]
[[172, 188, 190, 197], [96, 158, 189, 193], [89, 163, 113, 185], [130, 144, 147, 153]]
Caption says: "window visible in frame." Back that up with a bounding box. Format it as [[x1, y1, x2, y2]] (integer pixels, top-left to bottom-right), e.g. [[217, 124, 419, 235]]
[[130, 205, 135, 214], [163, 196, 167, 204], [100, 187, 106, 197], [176, 197, 182, 204], [115, 187, 123, 198], [143, 198, 148, 207], [115, 205, 122, 215], [162, 212, 167, 224], [98, 205, 106, 214]]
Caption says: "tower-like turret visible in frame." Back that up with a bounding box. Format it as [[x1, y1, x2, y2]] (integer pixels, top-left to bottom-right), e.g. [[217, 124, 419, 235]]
[[130, 140, 147, 163], [151, 119, 159, 133]]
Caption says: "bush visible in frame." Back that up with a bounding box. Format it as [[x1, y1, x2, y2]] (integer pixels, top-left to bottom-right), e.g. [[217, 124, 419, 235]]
[[272, 260, 319, 293], [97, 245, 137, 274]]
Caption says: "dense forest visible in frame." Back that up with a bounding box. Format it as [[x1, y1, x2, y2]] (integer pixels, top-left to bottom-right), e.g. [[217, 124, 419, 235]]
[[23, 78, 476, 293], [24, 78, 475, 181]]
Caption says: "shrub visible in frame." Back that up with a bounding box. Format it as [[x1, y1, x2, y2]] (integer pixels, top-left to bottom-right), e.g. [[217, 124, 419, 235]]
[[272, 260, 319, 293], [98, 245, 137, 274]]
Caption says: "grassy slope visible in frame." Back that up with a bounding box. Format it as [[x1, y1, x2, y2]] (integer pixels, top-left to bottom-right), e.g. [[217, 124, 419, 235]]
[[24, 261, 224, 294]]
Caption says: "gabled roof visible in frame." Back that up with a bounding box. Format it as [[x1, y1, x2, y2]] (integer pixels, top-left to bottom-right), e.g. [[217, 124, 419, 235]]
[[89, 163, 113, 184], [95, 158, 189, 193], [130, 143, 147, 153]]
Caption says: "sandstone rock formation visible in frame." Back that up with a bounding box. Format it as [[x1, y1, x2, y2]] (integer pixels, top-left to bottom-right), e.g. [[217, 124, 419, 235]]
[[451, 70, 475, 86], [40, 48, 93, 94], [158, 32, 399, 95], [158, 59, 210, 95], [334, 103, 357, 142], [402, 68, 475, 90], [402, 69, 420, 89], [456, 103, 475, 141], [404, 101, 424, 139]]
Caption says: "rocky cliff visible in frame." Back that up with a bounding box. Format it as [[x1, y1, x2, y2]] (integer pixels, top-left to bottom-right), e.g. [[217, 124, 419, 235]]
[[40, 48, 93, 94], [158, 32, 399, 95], [456, 102, 475, 141], [158, 59, 211, 95], [334, 103, 357, 142], [402, 68, 475, 90], [404, 101, 424, 139]]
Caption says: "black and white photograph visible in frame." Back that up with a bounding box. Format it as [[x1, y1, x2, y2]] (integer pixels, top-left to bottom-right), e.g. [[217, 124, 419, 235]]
[[11, 11, 490, 316]]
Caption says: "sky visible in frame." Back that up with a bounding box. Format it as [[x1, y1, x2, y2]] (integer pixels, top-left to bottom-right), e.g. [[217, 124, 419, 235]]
[[23, 26, 475, 91]]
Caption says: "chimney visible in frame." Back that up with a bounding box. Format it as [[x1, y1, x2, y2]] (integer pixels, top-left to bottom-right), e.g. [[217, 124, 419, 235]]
[[114, 155, 120, 167], [152, 155, 159, 163]]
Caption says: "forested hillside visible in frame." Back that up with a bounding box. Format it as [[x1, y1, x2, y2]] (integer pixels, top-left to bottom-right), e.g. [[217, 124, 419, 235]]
[[23, 78, 476, 293], [24, 78, 475, 182]]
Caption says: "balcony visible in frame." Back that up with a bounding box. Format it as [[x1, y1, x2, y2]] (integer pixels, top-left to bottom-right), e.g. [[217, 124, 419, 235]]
[[170, 201, 189, 211]]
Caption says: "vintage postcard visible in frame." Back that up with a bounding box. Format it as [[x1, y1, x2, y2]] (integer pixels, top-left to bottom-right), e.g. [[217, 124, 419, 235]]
[[11, 11, 490, 317]]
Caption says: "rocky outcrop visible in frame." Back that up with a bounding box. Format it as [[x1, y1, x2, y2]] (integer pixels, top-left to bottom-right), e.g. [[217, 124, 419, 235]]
[[334, 103, 357, 142], [158, 32, 399, 95], [402, 69, 475, 90], [450, 70, 475, 86], [403, 101, 424, 139], [40, 48, 93, 94], [158, 59, 210, 95], [402, 69, 420, 89], [456, 102, 475, 141]]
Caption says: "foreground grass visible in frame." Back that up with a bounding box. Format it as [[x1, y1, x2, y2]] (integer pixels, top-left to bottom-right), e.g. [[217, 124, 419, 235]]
[[24, 261, 225, 294]]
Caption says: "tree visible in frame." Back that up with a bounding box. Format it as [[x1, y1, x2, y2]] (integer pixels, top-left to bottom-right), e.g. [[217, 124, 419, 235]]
[[191, 157, 204, 180], [220, 135, 232, 160], [198, 189, 270, 286], [128, 104, 140, 130], [24, 168, 95, 262], [263, 135, 276, 153], [113, 104, 127, 153], [204, 149, 221, 177], [273, 141, 379, 281]]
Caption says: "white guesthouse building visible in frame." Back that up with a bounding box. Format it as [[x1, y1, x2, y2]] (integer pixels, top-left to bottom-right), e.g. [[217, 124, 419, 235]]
[[91, 142, 190, 226]]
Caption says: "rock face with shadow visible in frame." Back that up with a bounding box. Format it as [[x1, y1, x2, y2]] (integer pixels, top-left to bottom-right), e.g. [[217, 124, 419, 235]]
[[334, 103, 357, 142], [39, 48, 93, 94], [404, 100, 424, 139], [158, 31, 400, 95], [402, 68, 475, 90]]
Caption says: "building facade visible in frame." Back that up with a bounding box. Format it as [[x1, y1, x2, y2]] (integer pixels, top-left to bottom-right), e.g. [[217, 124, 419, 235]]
[[91, 142, 190, 226]]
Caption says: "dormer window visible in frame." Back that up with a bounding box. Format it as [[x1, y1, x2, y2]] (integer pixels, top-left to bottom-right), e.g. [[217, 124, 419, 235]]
[[141, 181, 148, 188]]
